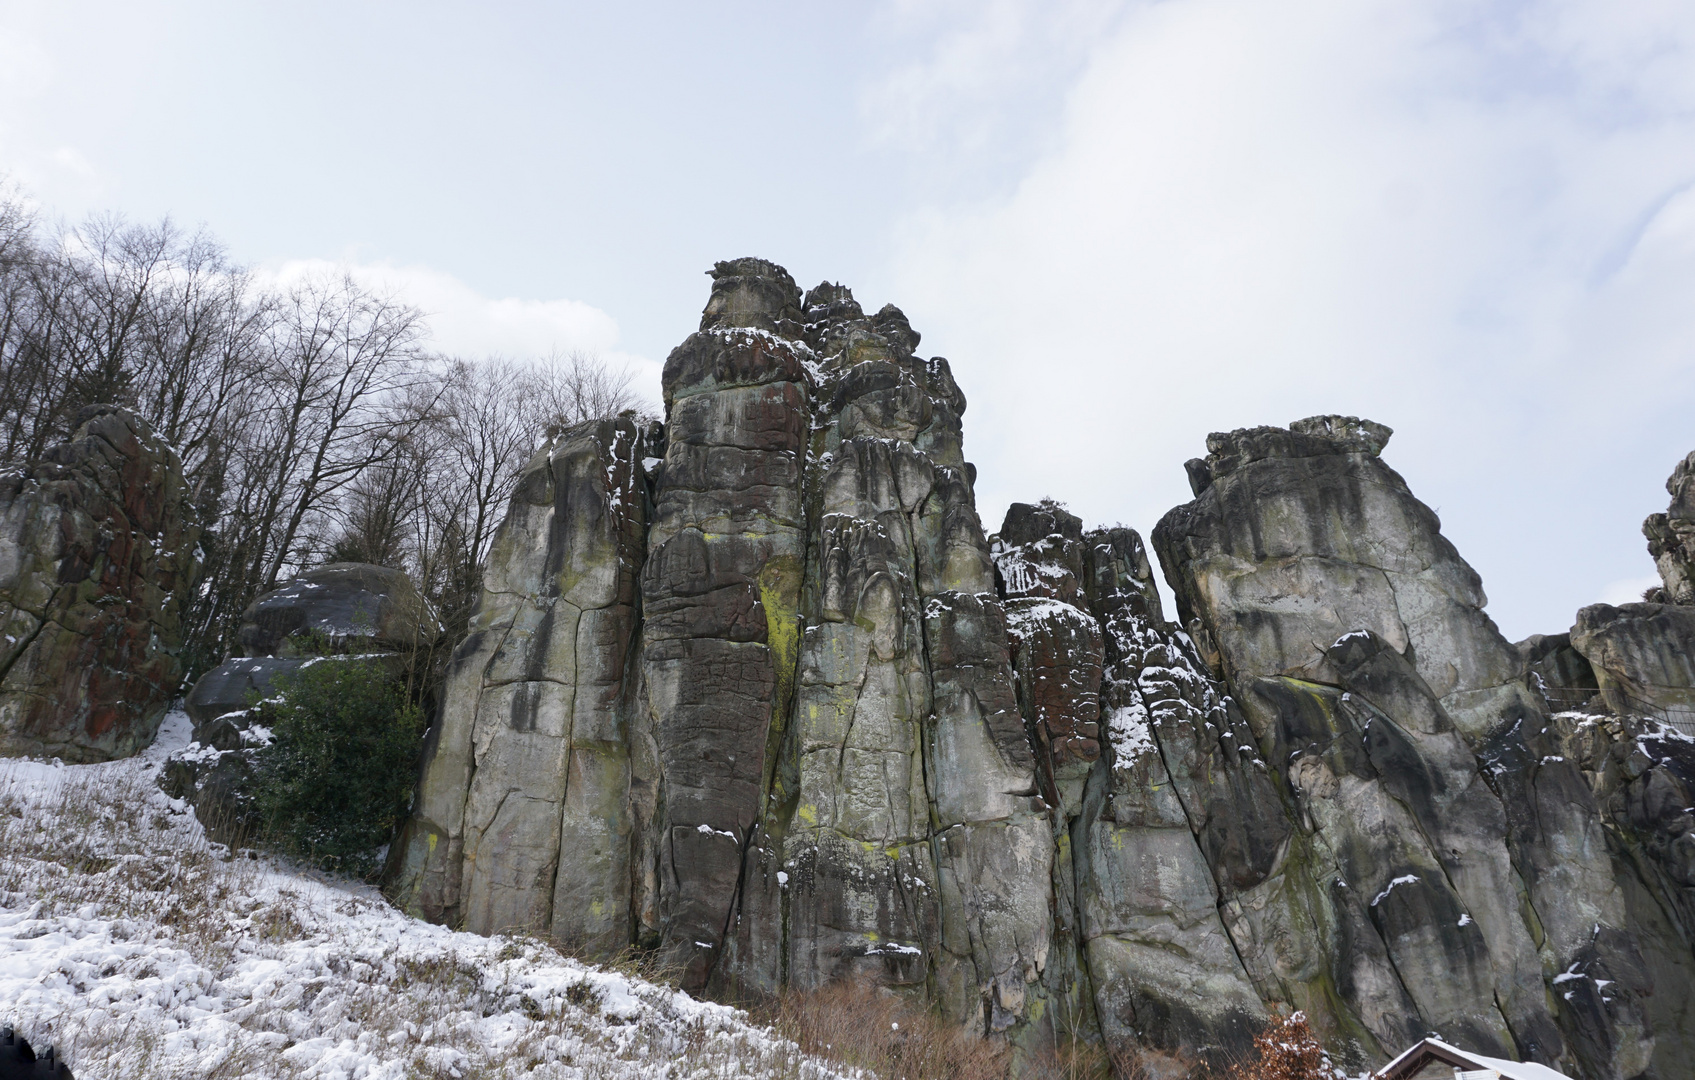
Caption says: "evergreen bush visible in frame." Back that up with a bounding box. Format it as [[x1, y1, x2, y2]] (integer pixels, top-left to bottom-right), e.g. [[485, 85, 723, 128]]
[[249, 656, 424, 875]]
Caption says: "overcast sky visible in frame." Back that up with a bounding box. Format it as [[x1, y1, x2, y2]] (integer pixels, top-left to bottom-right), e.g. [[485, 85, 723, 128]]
[[3, 1, 1692, 641]]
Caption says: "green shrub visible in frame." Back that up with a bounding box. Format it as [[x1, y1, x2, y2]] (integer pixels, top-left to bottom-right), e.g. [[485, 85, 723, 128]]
[[249, 656, 425, 875]]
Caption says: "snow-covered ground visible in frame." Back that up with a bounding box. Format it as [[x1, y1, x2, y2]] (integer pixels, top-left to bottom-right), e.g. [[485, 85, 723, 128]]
[[0, 710, 851, 1080]]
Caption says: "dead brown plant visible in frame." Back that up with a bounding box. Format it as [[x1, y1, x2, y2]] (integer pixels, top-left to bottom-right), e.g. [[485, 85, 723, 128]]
[[755, 981, 1011, 1080], [1225, 1013, 1332, 1080]]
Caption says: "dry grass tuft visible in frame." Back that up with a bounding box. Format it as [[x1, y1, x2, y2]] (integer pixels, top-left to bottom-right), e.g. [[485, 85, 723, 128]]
[[756, 981, 1011, 1080]]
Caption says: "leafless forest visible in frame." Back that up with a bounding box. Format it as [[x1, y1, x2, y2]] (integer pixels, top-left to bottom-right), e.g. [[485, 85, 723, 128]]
[[0, 189, 646, 677]]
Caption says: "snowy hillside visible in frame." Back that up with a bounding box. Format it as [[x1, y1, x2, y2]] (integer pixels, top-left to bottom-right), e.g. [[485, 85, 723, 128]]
[[0, 711, 852, 1080]]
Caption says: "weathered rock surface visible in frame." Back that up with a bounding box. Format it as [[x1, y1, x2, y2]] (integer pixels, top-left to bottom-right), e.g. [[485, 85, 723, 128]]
[[0, 406, 202, 762], [1570, 601, 1695, 715], [994, 504, 1276, 1062], [390, 417, 647, 949], [1155, 417, 1666, 1079], [1643, 450, 1695, 605], [395, 261, 1056, 1040], [389, 270, 1695, 1079]]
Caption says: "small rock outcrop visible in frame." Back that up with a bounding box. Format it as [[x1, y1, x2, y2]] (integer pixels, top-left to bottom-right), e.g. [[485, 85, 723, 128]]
[[1644, 451, 1695, 605], [0, 406, 201, 762], [1570, 602, 1695, 716], [165, 562, 438, 830], [185, 563, 438, 725]]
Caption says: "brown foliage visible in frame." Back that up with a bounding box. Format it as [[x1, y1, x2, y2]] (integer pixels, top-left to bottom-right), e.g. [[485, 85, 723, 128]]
[[756, 981, 1012, 1080], [1227, 1013, 1332, 1080]]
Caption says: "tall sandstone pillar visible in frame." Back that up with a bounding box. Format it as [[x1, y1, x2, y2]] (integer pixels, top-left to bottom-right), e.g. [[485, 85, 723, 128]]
[[640, 260, 812, 987]]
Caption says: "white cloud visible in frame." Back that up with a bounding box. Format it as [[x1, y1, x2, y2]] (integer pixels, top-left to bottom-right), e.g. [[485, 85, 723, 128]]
[[256, 259, 663, 409], [881, 0, 1695, 638]]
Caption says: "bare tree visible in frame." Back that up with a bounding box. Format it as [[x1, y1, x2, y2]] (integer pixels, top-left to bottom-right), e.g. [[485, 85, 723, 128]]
[[394, 350, 646, 641], [0, 180, 656, 672], [245, 273, 434, 589], [532, 347, 645, 432]]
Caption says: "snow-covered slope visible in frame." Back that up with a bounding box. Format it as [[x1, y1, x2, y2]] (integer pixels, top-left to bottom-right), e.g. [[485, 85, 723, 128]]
[[0, 711, 851, 1080]]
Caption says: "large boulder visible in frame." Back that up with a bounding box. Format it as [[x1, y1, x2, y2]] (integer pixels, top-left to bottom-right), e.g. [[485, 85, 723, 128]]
[[169, 563, 436, 835], [183, 563, 438, 726], [1570, 602, 1695, 716], [182, 656, 312, 728], [236, 562, 439, 657], [0, 406, 202, 762]]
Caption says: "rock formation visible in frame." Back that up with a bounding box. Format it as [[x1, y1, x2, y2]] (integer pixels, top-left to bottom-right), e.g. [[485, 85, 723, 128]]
[[0, 406, 201, 762], [1570, 602, 1695, 716], [1154, 419, 1672, 1079], [390, 263, 1695, 1079], [185, 562, 439, 726], [395, 260, 1056, 1040], [165, 562, 439, 831], [1643, 451, 1695, 605]]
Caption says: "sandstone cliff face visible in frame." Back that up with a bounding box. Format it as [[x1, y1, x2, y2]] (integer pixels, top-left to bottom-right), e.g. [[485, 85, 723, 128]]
[[1154, 419, 1667, 1079], [396, 261, 1055, 1039], [392, 266, 1695, 1079], [391, 415, 647, 951], [0, 406, 201, 762], [996, 504, 1278, 1059]]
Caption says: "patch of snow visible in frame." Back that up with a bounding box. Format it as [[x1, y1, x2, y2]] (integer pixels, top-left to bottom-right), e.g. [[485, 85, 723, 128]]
[[1106, 704, 1157, 769], [0, 711, 853, 1080], [1370, 875, 1420, 907]]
